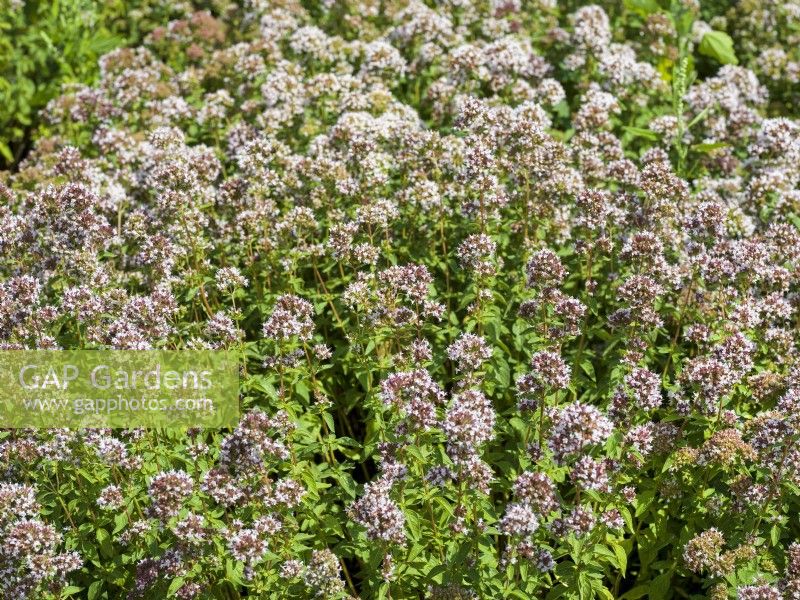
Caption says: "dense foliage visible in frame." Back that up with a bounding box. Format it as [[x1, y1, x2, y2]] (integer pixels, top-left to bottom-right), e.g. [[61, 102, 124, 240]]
[[2, 1, 800, 598], [0, 0, 231, 168]]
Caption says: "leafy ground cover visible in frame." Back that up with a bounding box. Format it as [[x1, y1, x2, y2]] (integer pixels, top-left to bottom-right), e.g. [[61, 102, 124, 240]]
[[2, 1, 800, 599], [0, 0, 230, 168]]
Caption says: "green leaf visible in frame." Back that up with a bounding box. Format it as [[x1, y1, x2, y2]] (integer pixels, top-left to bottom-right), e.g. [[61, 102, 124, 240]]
[[686, 106, 709, 129], [634, 489, 655, 516], [61, 586, 84, 597], [648, 571, 673, 600], [95, 528, 113, 556], [494, 358, 511, 388], [621, 586, 652, 600], [691, 142, 728, 154], [96, 528, 112, 557], [698, 31, 738, 65], [295, 380, 310, 401], [578, 571, 593, 600], [322, 411, 335, 433], [623, 126, 659, 141], [112, 511, 128, 534], [580, 359, 596, 382], [613, 542, 628, 575], [87, 581, 102, 600], [593, 583, 616, 600], [0, 140, 12, 163], [771, 524, 781, 546], [168, 577, 185, 596], [225, 559, 245, 586], [624, 0, 661, 16]]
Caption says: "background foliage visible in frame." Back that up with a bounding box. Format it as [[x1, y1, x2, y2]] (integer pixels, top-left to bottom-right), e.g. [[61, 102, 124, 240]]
[[0, 0, 230, 167]]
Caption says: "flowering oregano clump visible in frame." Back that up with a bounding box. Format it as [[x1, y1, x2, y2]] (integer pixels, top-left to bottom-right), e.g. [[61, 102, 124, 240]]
[[2, 0, 800, 598]]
